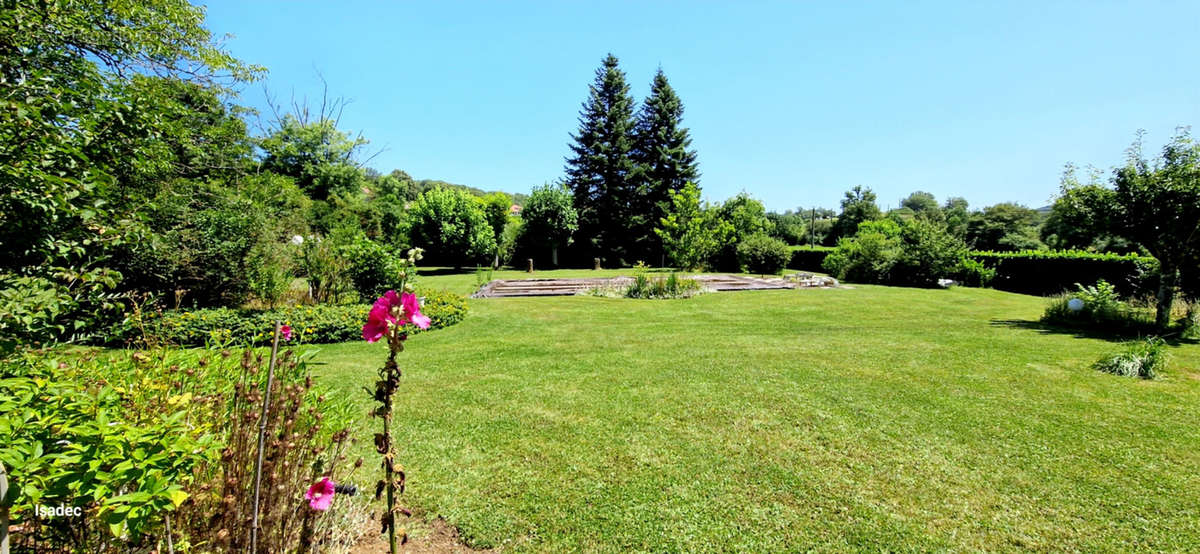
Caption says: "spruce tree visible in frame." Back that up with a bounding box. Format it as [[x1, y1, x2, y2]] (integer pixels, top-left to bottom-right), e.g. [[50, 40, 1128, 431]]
[[564, 54, 638, 264], [632, 69, 699, 263]]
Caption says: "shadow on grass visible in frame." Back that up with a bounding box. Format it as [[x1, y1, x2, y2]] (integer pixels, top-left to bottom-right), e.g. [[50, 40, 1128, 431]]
[[990, 319, 1198, 347], [420, 267, 479, 277]]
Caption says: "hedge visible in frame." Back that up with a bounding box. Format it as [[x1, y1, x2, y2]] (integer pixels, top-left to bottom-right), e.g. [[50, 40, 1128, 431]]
[[788, 246, 836, 272], [788, 246, 1159, 297], [107, 288, 469, 347], [971, 250, 1159, 297]]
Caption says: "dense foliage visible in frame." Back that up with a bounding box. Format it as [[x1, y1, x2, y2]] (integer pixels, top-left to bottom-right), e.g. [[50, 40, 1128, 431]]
[[788, 246, 837, 272], [108, 288, 468, 347], [406, 187, 497, 268], [974, 250, 1159, 297], [518, 184, 579, 267], [823, 219, 972, 287], [0, 0, 258, 348], [736, 234, 792, 275], [1, 345, 362, 552], [829, 186, 883, 242], [656, 182, 732, 270], [966, 203, 1046, 251]]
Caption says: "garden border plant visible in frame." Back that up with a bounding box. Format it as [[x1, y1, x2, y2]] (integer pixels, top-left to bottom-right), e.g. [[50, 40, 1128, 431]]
[[0, 339, 365, 552], [360, 248, 430, 553], [105, 288, 468, 348]]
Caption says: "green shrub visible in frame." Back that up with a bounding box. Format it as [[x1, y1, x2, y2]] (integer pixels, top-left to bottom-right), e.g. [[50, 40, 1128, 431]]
[[953, 257, 996, 287], [0, 267, 125, 352], [1182, 302, 1200, 339], [246, 240, 294, 308], [736, 234, 791, 275], [1041, 280, 1150, 331], [822, 220, 904, 284], [341, 236, 409, 301], [108, 287, 468, 347], [891, 218, 970, 286], [406, 186, 497, 268], [120, 184, 268, 307], [710, 194, 773, 271], [297, 234, 352, 304], [823, 218, 971, 287], [1, 370, 210, 546], [1093, 337, 1166, 379], [2, 344, 359, 551]]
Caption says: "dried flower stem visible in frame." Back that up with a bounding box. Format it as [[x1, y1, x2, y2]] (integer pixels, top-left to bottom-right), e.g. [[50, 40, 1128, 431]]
[[250, 321, 283, 553]]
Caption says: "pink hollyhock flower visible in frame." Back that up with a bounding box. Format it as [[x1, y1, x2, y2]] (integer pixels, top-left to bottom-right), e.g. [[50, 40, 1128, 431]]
[[400, 292, 431, 330], [362, 291, 401, 343], [280, 324, 293, 341], [362, 290, 430, 341], [305, 477, 336, 511]]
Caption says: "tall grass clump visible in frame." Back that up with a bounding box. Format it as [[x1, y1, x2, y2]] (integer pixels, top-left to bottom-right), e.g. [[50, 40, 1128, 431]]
[[625, 273, 704, 299], [1093, 337, 1167, 379]]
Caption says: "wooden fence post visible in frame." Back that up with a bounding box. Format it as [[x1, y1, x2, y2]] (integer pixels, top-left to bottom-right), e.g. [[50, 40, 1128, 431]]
[[1, 460, 9, 554]]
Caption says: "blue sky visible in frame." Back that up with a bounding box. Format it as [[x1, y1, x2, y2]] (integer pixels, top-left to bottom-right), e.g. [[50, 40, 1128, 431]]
[[202, 1, 1199, 212]]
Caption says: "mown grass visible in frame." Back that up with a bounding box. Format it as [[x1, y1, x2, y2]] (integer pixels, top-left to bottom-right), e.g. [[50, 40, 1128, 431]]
[[308, 279, 1200, 552]]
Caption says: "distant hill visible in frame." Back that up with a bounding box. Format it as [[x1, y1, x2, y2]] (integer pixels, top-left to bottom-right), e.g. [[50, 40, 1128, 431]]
[[415, 179, 530, 206]]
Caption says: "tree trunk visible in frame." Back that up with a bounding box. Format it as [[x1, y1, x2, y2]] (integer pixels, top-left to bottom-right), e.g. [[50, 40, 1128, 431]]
[[551, 246, 559, 267], [1156, 264, 1179, 330]]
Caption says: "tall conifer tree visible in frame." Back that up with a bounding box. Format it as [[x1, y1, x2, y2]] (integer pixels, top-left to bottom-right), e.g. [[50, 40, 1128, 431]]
[[564, 54, 638, 264], [631, 68, 699, 261]]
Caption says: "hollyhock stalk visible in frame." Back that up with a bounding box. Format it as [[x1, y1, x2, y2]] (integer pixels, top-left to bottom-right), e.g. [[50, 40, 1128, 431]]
[[363, 249, 425, 554]]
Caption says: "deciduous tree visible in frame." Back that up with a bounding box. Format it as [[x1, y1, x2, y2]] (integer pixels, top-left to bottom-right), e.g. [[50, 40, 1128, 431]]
[[1112, 130, 1200, 328], [656, 182, 732, 270], [520, 184, 578, 267], [830, 186, 882, 240]]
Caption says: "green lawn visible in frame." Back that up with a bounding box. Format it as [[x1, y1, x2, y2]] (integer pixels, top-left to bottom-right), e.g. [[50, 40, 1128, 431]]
[[310, 279, 1200, 552]]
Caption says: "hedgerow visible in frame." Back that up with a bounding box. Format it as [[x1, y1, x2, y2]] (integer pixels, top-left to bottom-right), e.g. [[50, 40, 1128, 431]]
[[107, 288, 468, 347], [788, 246, 836, 272], [973, 250, 1159, 296], [792, 245, 1159, 296]]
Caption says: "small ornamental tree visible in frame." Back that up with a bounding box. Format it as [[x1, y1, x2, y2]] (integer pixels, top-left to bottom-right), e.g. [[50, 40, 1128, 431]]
[[656, 182, 732, 270], [480, 192, 513, 267], [360, 248, 430, 553], [521, 184, 578, 267]]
